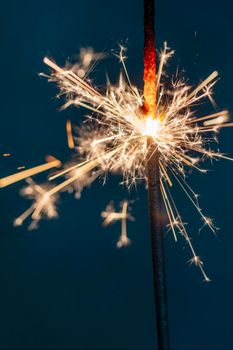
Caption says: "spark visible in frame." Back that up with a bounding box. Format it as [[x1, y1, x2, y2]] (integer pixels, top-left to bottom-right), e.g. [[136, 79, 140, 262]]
[[66, 47, 107, 78], [0, 156, 61, 188], [101, 200, 134, 248], [14, 178, 59, 230], [2, 44, 232, 279], [66, 119, 75, 149]]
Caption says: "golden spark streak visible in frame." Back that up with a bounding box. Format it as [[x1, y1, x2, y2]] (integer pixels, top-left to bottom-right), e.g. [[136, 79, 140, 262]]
[[186, 71, 218, 101], [49, 146, 125, 181], [159, 160, 173, 187], [66, 119, 75, 149], [160, 179, 177, 241], [0, 157, 61, 188], [44, 57, 102, 98], [121, 201, 128, 238], [187, 111, 229, 124], [14, 205, 35, 226]]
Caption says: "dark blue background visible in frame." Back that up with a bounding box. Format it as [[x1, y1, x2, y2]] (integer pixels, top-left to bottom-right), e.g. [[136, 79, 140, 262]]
[[0, 1, 232, 349]]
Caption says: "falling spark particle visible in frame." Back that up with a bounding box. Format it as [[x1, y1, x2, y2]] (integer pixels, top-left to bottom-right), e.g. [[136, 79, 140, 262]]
[[101, 200, 134, 248], [66, 47, 107, 78], [0, 156, 61, 188], [66, 119, 75, 149]]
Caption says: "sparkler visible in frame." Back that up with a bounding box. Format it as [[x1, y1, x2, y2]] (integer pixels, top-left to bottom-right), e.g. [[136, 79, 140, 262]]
[[1, 40, 231, 266], [144, 1, 170, 348], [0, 1, 232, 348]]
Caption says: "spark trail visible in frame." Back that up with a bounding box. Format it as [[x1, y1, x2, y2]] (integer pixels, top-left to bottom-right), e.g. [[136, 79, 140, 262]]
[[143, 0, 170, 349]]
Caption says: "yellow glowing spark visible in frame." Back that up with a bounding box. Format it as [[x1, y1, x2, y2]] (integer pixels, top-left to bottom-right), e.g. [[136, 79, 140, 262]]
[[0, 156, 61, 188], [101, 200, 134, 247], [66, 119, 75, 149]]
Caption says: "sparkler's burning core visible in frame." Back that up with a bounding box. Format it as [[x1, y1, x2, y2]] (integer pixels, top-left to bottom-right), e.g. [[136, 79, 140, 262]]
[[144, 117, 160, 137], [1, 44, 232, 281]]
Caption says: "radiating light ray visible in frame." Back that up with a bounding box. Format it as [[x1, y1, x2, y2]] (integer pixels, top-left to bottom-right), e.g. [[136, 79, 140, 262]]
[[161, 176, 210, 281], [170, 168, 217, 234], [0, 156, 61, 188], [160, 179, 177, 241], [187, 110, 229, 125], [186, 71, 218, 101]]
